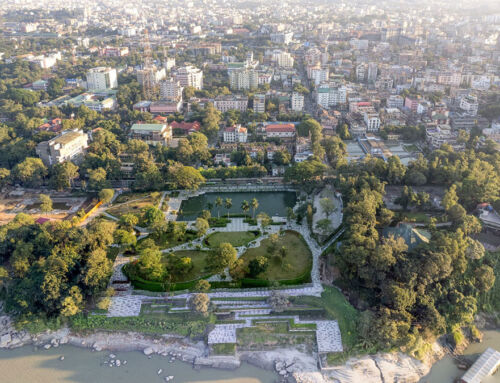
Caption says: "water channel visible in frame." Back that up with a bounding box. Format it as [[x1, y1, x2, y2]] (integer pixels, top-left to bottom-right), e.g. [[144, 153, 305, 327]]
[[177, 191, 297, 221]]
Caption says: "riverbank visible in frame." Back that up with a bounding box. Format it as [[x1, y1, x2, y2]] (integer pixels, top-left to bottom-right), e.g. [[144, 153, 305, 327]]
[[0, 313, 437, 383]]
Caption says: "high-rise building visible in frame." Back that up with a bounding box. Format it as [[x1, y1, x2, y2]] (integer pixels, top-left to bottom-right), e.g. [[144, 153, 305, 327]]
[[229, 68, 259, 90], [272, 50, 294, 68], [367, 63, 378, 83], [291, 92, 304, 112], [174, 65, 203, 90], [86, 67, 118, 91], [253, 94, 266, 114], [159, 78, 183, 101]]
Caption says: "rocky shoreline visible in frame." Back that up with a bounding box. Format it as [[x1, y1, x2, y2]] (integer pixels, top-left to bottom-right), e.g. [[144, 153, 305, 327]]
[[0, 314, 440, 383]]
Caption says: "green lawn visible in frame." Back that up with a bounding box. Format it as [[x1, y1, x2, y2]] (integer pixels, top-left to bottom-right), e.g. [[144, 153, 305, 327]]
[[239, 231, 312, 280], [107, 192, 162, 220], [398, 211, 432, 224], [163, 250, 212, 282], [212, 343, 236, 355], [292, 286, 360, 350], [205, 231, 259, 248], [151, 231, 197, 250], [237, 321, 316, 351]]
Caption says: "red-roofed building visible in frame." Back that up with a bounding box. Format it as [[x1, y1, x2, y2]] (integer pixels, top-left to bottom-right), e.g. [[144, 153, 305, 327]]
[[37, 118, 63, 133], [35, 217, 51, 225], [153, 116, 168, 123], [223, 125, 247, 143], [265, 123, 296, 138], [169, 121, 201, 135]]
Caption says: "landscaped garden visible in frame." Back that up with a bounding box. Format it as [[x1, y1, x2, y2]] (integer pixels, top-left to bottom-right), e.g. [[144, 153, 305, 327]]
[[106, 192, 163, 220], [239, 230, 312, 282], [204, 231, 260, 248]]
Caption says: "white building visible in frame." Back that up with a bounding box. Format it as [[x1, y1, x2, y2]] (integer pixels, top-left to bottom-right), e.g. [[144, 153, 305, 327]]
[[159, 78, 183, 101], [137, 67, 166, 86], [309, 66, 329, 86], [265, 123, 296, 138], [223, 125, 248, 143], [459, 95, 478, 116], [229, 68, 258, 90], [36, 130, 89, 166], [214, 95, 248, 112], [86, 67, 118, 91], [175, 65, 203, 90], [367, 62, 378, 83], [272, 50, 294, 68], [386, 95, 404, 109], [253, 94, 266, 114], [291, 92, 304, 112], [316, 83, 347, 108], [363, 111, 381, 132]]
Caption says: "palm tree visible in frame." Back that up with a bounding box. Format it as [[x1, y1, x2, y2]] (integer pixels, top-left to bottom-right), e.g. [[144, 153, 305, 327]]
[[250, 198, 259, 218], [215, 197, 222, 219], [225, 198, 232, 218], [241, 200, 250, 217]]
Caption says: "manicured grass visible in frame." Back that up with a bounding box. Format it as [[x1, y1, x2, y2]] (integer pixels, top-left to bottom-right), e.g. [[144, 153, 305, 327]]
[[212, 343, 236, 355], [239, 231, 312, 280], [150, 231, 197, 250], [107, 193, 162, 219], [292, 286, 360, 350], [237, 321, 316, 351], [205, 231, 259, 248], [403, 144, 419, 153], [398, 211, 431, 223], [163, 250, 212, 283]]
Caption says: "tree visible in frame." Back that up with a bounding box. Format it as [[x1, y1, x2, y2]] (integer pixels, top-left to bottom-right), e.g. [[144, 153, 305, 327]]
[[142, 206, 164, 228], [225, 198, 233, 218], [215, 196, 223, 218], [248, 256, 268, 278], [201, 104, 221, 139], [267, 291, 289, 312], [322, 136, 347, 168], [475, 265, 495, 292], [195, 279, 211, 292], [137, 248, 166, 282], [337, 123, 351, 140], [320, 197, 335, 217], [119, 213, 139, 230], [13, 157, 47, 187], [447, 204, 466, 224], [98, 188, 115, 204], [168, 163, 205, 190], [0, 168, 10, 190], [209, 243, 237, 273], [83, 248, 113, 293], [315, 218, 333, 235], [61, 286, 83, 317], [50, 162, 78, 190], [39, 194, 53, 212], [87, 167, 108, 191], [114, 229, 137, 247], [284, 159, 326, 183], [189, 293, 210, 316], [286, 207, 296, 225], [442, 185, 459, 211], [257, 212, 271, 231], [195, 217, 209, 237], [241, 200, 250, 216], [386, 156, 406, 185], [250, 198, 259, 218]]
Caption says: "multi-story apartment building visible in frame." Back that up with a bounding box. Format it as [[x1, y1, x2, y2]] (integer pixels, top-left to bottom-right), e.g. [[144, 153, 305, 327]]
[[291, 92, 304, 112], [214, 95, 248, 112], [316, 83, 347, 108], [36, 130, 89, 166], [386, 95, 404, 109], [426, 124, 462, 150], [223, 125, 248, 143], [367, 62, 378, 83], [159, 78, 183, 101], [136, 67, 166, 87], [130, 123, 172, 146], [86, 67, 118, 91], [253, 94, 266, 114], [174, 65, 203, 90], [229, 68, 258, 90], [363, 111, 381, 132], [265, 123, 296, 138], [404, 96, 420, 113], [272, 50, 294, 68], [459, 95, 478, 116], [308, 66, 329, 86]]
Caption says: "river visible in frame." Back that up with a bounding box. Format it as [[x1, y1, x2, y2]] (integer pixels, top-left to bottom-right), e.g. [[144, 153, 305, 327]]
[[1, 331, 499, 383], [419, 329, 500, 383], [0, 345, 277, 383]]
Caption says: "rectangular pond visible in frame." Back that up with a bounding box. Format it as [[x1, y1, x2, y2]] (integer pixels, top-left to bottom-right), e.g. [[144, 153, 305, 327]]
[[177, 191, 297, 221]]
